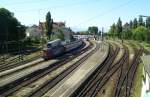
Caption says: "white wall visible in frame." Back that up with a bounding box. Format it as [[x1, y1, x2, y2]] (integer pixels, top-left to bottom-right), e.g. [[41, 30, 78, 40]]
[[141, 68, 150, 97]]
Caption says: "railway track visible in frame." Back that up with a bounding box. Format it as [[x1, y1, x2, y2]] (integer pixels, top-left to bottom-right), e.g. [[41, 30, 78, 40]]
[[114, 45, 143, 97], [0, 55, 42, 72], [0, 41, 93, 97], [125, 48, 143, 97], [27, 42, 100, 97], [1, 41, 141, 97], [90, 45, 127, 97], [0, 47, 42, 72], [0, 41, 86, 73], [114, 45, 130, 97], [71, 43, 124, 97]]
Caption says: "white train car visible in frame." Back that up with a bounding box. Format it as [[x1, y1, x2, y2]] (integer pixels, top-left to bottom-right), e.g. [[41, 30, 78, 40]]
[[64, 40, 82, 52]]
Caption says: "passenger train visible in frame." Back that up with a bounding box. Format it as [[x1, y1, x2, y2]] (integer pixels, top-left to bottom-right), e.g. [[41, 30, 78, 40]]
[[43, 39, 83, 60]]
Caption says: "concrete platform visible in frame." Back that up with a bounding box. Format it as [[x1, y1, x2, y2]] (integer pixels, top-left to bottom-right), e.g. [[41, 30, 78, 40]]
[[43, 41, 109, 97]]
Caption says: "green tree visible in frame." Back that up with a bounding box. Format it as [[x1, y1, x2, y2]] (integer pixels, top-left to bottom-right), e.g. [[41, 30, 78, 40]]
[[123, 22, 129, 28], [0, 8, 26, 42], [132, 26, 149, 41], [46, 11, 53, 40], [145, 30, 150, 43], [78, 31, 89, 35], [116, 18, 122, 39], [57, 29, 65, 40], [122, 23, 132, 39], [108, 23, 117, 38], [138, 16, 144, 26], [88, 26, 98, 35], [129, 20, 133, 29], [146, 17, 150, 29], [133, 18, 138, 29]]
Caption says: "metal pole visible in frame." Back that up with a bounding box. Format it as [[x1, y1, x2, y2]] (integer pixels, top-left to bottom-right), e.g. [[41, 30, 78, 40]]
[[17, 26, 23, 61], [2, 42, 5, 64], [39, 21, 44, 49], [101, 27, 104, 51], [4, 27, 9, 63], [121, 34, 123, 44], [102, 27, 104, 41], [19, 30, 21, 61], [38, 9, 45, 51]]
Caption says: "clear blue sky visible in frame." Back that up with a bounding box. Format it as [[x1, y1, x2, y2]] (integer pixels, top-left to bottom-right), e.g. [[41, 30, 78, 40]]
[[0, 0, 150, 31]]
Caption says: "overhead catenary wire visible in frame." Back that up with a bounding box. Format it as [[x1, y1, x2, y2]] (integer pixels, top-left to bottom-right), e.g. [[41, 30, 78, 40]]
[[1, 0, 137, 29], [1, 0, 48, 6], [74, 0, 137, 27], [2, 0, 100, 13]]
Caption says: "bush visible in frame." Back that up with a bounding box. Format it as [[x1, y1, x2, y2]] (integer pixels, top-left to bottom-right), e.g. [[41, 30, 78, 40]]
[[132, 26, 149, 41]]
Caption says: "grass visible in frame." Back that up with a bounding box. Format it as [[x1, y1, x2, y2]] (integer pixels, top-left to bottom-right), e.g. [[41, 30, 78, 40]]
[[143, 42, 150, 51], [130, 40, 150, 52], [8, 96, 17, 97], [24, 51, 42, 60], [108, 41, 124, 64], [132, 63, 144, 97], [128, 41, 140, 50], [124, 41, 134, 54], [0, 50, 42, 67], [107, 41, 116, 50]]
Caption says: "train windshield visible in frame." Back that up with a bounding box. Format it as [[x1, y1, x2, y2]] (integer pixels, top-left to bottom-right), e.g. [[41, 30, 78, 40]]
[[47, 43, 52, 48]]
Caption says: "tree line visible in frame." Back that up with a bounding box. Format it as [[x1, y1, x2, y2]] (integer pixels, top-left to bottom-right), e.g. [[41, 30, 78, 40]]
[[0, 8, 26, 42], [0, 8, 55, 43], [76, 26, 100, 35], [108, 16, 150, 43], [0, 8, 27, 54]]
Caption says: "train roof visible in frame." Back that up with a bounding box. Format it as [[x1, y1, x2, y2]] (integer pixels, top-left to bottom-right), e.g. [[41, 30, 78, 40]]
[[47, 39, 61, 44]]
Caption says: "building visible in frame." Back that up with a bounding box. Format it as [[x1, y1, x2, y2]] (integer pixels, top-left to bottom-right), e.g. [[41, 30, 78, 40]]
[[53, 22, 65, 29], [39, 21, 65, 33], [141, 55, 150, 97], [73, 35, 96, 40], [59, 27, 74, 42], [26, 25, 42, 38], [38, 21, 74, 42]]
